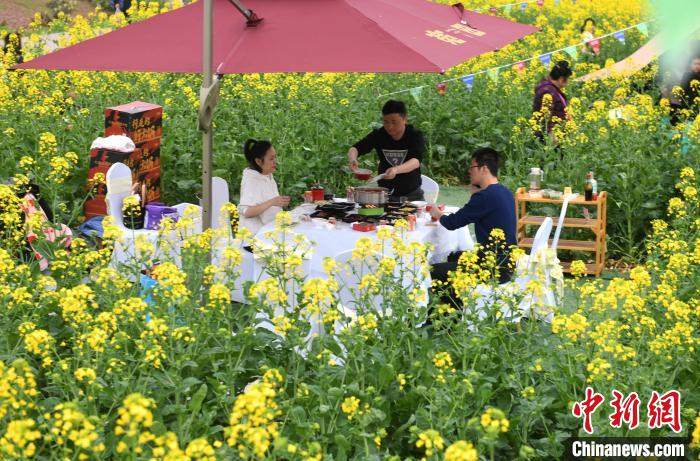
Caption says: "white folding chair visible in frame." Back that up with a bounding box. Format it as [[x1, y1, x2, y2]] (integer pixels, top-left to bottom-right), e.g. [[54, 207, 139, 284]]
[[333, 249, 383, 318], [471, 217, 556, 323], [211, 176, 230, 230], [105, 162, 134, 228], [421, 174, 440, 203]]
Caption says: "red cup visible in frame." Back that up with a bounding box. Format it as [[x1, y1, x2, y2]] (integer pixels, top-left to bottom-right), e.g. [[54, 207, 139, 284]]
[[425, 204, 445, 221], [311, 187, 325, 201]]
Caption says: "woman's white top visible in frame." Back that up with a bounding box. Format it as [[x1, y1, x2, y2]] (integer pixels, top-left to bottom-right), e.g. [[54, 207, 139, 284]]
[[239, 167, 282, 236]]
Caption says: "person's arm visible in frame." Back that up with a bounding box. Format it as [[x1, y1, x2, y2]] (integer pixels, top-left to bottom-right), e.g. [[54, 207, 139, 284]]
[[434, 191, 490, 231], [348, 130, 377, 171], [242, 196, 289, 218]]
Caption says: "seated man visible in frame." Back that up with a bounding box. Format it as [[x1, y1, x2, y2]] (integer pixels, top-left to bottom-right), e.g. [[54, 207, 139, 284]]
[[430, 147, 517, 289]]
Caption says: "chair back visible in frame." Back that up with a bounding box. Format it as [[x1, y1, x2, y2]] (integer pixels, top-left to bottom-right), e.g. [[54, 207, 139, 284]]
[[105, 162, 133, 226], [421, 174, 440, 203], [211, 177, 230, 229], [334, 248, 382, 315], [529, 217, 553, 258]]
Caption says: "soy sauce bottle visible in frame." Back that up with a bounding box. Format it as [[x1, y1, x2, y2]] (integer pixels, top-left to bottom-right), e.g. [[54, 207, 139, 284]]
[[584, 172, 594, 201]]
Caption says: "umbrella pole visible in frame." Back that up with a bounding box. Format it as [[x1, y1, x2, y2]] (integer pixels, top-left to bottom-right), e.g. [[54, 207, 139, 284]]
[[201, 0, 214, 232]]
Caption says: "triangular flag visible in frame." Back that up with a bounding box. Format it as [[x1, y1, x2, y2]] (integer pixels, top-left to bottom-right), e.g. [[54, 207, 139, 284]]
[[436, 82, 446, 96], [489, 6, 497, 14], [461, 74, 474, 91], [564, 45, 578, 60], [554, 0, 560, 5], [539, 53, 552, 68], [613, 30, 626, 44], [520, 2, 527, 11], [409, 87, 423, 104], [637, 23, 649, 37], [588, 38, 600, 55], [536, 0, 544, 6], [504, 4, 513, 13], [487, 68, 500, 83], [513, 61, 526, 73]]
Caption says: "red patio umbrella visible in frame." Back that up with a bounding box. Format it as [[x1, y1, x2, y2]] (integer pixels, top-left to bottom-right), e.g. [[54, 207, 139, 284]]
[[17, 0, 537, 228]]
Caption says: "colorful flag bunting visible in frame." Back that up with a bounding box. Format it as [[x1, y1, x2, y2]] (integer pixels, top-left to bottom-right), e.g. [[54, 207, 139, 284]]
[[564, 45, 578, 60], [489, 6, 497, 14], [504, 4, 513, 13], [554, 0, 560, 5], [539, 53, 552, 68], [436, 82, 447, 96], [487, 68, 500, 83], [637, 23, 649, 36], [409, 87, 423, 104], [588, 38, 600, 55], [537, 0, 544, 7], [520, 2, 527, 11], [461, 75, 474, 91], [513, 61, 526, 73], [613, 30, 626, 44]]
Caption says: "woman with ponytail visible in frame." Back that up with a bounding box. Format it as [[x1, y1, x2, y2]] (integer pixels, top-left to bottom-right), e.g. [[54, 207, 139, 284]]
[[238, 139, 290, 235]]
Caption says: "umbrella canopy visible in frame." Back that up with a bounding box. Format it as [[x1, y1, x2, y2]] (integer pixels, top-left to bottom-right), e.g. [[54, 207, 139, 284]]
[[17, 0, 537, 74]]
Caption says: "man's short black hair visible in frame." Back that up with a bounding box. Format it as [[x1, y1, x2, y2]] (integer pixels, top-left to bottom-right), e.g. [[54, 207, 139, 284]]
[[471, 147, 501, 177], [550, 60, 573, 80], [382, 100, 407, 116]]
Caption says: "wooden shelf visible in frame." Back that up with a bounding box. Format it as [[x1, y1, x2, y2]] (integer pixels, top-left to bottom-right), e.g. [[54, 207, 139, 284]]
[[519, 215, 599, 229], [515, 192, 601, 205], [519, 238, 597, 252], [515, 187, 607, 277], [561, 261, 601, 275]]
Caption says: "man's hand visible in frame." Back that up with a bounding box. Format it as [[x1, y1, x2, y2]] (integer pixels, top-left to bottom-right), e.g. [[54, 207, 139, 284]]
[[383, 167, 398, 180], [348, 147, 359, 172], [429, 206, 443, 220]]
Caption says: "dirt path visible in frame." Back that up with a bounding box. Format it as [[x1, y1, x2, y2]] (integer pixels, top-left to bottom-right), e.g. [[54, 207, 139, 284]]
[[1, 0, 94, 30]]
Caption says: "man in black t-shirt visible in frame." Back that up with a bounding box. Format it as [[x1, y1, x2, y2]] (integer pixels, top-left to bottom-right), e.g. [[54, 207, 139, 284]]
[[348, 100, 425, 201]]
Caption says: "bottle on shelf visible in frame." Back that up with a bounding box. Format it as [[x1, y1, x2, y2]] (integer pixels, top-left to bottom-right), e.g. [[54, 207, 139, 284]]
[[584, 172, 595, 201]]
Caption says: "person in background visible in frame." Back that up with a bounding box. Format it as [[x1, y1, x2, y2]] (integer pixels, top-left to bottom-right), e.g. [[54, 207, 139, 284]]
[[580, 18, 598, 56], [111, 0, 133, 17], [430, 147, 517, 289], [680, 56, 700, 112], [348, 100, 425, 201], [2, 32, 23, 65], [238, 139, 290, 236], [532, 60, 573, 146]]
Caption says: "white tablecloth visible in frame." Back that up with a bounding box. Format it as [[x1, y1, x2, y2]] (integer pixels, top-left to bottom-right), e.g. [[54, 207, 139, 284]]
[[252, 204, 474, 278]]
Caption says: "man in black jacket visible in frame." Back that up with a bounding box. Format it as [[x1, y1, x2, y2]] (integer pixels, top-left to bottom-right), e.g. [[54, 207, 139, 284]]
[[348, 100, 425, 201]]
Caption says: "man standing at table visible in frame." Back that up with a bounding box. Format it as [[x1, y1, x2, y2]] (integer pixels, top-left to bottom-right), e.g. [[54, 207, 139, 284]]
[[429, 147, 517, 286], [348, 100, 425, 201]]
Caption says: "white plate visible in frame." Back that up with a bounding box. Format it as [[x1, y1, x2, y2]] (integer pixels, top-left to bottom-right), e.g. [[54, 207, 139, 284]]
[[410, 200, 427, 207], [332, 197, 348, 203]]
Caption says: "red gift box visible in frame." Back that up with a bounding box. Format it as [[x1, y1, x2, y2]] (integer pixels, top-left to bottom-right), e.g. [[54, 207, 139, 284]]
[[104, 101, 163, 141]]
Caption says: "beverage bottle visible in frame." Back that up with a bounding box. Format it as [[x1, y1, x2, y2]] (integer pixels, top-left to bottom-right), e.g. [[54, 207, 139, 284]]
[[590, 172, 598, 200], [584, 172, 593, 201]]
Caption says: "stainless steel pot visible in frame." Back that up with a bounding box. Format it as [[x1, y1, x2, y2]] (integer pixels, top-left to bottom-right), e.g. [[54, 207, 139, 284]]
[[354, 186, 388, 206]]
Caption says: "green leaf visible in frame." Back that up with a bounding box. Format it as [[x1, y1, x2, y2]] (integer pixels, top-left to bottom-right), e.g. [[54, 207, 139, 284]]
[[189, 384, 208, 414], [378, 363, 394, 387]]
